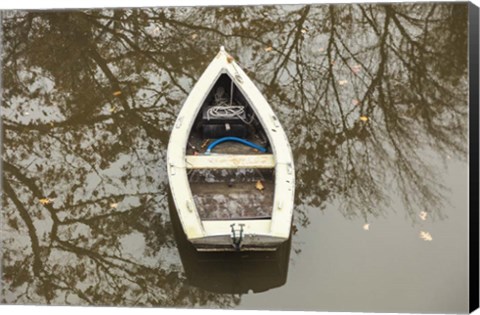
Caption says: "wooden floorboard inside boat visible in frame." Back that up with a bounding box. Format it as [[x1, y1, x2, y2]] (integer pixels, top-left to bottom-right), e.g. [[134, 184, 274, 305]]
[[190, 181, 274, 220]]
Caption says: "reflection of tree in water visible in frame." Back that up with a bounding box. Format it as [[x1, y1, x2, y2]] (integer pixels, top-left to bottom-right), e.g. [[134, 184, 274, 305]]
[[1, 3, 467, 305]]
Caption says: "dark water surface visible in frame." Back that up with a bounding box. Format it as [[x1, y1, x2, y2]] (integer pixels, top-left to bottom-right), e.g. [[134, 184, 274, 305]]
[[0, 3, 469, 313]]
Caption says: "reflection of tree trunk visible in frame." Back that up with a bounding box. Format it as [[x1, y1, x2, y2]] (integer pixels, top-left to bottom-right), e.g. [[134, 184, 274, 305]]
[[3, 180, 42, 276], [3, 161, 60, 237]]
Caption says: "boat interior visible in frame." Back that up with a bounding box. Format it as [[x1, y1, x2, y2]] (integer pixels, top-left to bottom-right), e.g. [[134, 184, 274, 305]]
[[186, 73, 276, 221]]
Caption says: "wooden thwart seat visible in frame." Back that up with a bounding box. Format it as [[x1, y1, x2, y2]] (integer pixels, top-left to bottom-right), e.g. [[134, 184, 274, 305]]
[[186, 154, 275, 169]]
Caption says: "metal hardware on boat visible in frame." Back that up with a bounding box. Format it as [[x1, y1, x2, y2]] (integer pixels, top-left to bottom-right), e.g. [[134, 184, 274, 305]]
[[277, 200, 284, 210], [175, 116, 183, 128], [287, 163, 293, 175], [230, 223, 245, 251], [186, 199, 194, 212], [235, 74, 243, 83], [272, 115, 280, 128]]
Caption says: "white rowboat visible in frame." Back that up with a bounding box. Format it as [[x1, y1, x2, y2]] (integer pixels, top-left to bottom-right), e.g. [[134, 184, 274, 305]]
[[167, 47, 295, 251]]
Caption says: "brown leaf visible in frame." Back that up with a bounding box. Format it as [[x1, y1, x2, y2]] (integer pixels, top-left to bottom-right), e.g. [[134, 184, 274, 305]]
[[352, 99, 360, 106], [201, 139, 210, 149], [113, 91, 122, 96], [110, 203, 118, 209], [227, 56, 234, 63], [264, 46, 273, 52], [191, 33, 198, 40], [360, 115, 369, 122], [255, 180, 264, 191]]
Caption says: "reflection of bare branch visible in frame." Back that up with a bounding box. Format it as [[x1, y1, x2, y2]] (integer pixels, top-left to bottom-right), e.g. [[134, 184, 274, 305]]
[[1, 3, 468, 305]]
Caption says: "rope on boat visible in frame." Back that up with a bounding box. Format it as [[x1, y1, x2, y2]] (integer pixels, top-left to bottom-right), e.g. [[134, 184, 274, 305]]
[[205, 136, 267, 154], [206, 105, 254, 124], [206, 81, 254, 125]]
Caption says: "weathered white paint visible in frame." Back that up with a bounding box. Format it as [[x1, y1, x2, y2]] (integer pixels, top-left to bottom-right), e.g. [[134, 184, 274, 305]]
[[167, 47, 295, 250], [185, 154, 275, 169]]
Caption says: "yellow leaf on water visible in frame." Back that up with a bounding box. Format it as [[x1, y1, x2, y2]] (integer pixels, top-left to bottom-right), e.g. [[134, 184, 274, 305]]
[[360, 115, 369, 122], [338, 80, 348, 86], [420, 231, 433, 241], [113, 91, 122, 96], [39, 198, 53, 205], [363, 223, 370, 231], [301, 28, 307, 34], [110, 203, 118, 209], [264, 46, 273, 52], [255, 180, 265, 191], [191, 33, 198, 40]]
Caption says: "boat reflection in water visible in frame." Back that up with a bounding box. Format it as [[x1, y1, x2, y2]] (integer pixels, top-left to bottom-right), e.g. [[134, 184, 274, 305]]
[[169, 197, 291, 294]]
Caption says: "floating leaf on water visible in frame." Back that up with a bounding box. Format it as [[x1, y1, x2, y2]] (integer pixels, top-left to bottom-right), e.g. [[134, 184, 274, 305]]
[[363, 223, 370, 231], [352, 64, 362, 74], [109, 106, 118, 113], [301, 28, 307, 34], [264, 46, 273, 52], [255, 180, 265, 191], [292, 224, 298, 235], [420, 231, 433, 241], [150, 27, 161, 37], [338, 80, 348, 86], [419, 211, 427, 221], [360, 115, 369, 122], [318, 47, 325, 52], [113, 91, 122, 96], [352, 99, 360, 106], [39, 198, 53, 205], [110, 203, 118, 209], [191, 33, 198, 40]]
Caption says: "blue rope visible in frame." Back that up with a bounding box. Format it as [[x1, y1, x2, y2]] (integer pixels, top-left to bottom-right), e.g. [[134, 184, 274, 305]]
[[205, 137, 267, 154]]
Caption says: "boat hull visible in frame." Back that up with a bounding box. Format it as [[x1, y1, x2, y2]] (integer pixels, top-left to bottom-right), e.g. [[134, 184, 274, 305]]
[[167, 47, 295, 252]]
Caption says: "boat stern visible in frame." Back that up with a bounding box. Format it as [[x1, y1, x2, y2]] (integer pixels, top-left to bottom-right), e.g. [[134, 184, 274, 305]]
[[188, 219, 291, 252]]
